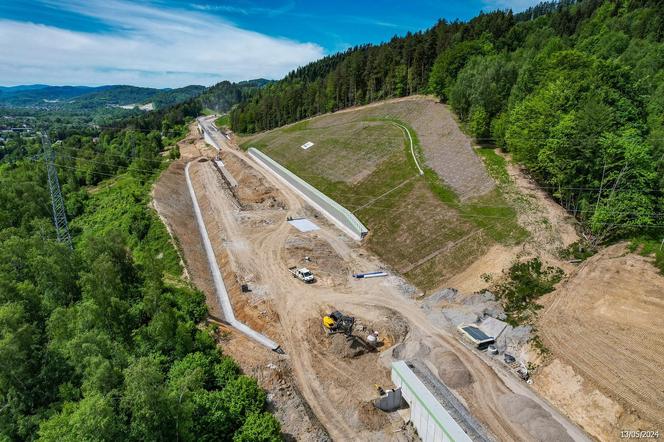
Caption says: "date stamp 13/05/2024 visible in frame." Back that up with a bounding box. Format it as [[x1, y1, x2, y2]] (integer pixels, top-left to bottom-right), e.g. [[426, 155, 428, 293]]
[[620, 430, 660, 439]]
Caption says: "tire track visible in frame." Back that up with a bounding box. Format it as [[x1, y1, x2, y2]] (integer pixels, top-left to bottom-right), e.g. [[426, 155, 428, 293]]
[[200, 134, 589, 440]]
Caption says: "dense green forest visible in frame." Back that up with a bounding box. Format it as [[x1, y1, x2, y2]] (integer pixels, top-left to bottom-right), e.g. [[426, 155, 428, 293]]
[[197, 79, 271, 113], [230, 0, 664, 244], [0, 100, 281, 440]]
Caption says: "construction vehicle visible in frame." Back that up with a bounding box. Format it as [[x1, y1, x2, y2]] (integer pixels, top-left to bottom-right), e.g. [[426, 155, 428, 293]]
[[288, 266, 315, 283], [322, 311, 355, 335], [516, 365, 530, 381]]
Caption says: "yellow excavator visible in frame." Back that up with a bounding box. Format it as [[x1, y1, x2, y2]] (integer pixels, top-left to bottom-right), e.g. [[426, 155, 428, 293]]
[[322, 311, 355, 335]]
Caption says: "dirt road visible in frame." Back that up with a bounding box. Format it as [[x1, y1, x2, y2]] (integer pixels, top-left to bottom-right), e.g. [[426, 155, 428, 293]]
[[154, 122, 589, 441]]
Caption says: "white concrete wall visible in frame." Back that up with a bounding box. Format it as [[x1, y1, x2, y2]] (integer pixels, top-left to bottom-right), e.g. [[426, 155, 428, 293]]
[[197, 117, 222, 151], [185, 161, 279, 351], [391, 361, 472, 442], [247, 147, 368, 241], [203, 129, 220, 151]]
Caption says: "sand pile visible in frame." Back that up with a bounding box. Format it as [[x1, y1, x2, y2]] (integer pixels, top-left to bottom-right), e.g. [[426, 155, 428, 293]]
[[356, 401, 390, 431], [499, 393, 573, 442], [328, 333, 372, 359], [430, 348, 473, 388]]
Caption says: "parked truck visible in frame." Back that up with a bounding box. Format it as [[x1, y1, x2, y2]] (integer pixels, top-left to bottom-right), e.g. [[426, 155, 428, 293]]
[[288, 266, 315, 283]]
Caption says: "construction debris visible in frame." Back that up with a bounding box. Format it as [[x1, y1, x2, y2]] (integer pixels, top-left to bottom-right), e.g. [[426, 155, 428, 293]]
[[287, 217, 320, 232], [353, 271, 388, 279]]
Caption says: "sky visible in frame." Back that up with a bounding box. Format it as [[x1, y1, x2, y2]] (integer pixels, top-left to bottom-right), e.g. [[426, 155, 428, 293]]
[[0, 0, 542, 88]]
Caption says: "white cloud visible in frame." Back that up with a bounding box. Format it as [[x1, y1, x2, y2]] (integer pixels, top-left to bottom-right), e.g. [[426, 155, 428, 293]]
[[190, 1, 296, 17], [0, 0, 325, 87]]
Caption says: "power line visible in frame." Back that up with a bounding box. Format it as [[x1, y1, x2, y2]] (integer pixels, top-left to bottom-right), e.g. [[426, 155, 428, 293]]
[[54, 163, 127, 179], [58, 154, 163, 175], [471, 136, 664, 141], [40, 134, 72, 249], [50, 158, 664, 229], [273, 166, 664, 195], [57, 144, 167, 164], [343, 199, 664, 217]]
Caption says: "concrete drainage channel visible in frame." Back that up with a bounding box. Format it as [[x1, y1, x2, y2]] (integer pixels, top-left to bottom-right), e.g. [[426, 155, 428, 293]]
[[391, 122, 424, 176], [185, 160, 282, 353]]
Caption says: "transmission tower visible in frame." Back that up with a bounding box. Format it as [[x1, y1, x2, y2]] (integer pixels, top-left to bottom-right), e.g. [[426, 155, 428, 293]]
[[41, 133, 72, 249]]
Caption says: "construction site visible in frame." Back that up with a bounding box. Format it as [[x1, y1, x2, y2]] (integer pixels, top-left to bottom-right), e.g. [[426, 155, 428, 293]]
[[151, 97, 664, 441]]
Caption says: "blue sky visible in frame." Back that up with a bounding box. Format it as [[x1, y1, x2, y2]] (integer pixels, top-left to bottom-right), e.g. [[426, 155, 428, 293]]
[[0, 0, 540, 87]]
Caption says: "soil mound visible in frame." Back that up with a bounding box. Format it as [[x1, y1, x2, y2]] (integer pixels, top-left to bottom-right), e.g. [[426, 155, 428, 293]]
[[356, 401, 390, 431], [328, 333, 373, 359], [499, 393, 573, 442], [430, 348, 473, 388]]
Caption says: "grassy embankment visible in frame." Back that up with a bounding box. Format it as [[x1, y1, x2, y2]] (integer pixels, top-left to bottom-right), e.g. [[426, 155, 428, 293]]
[[240, 105, 527, 291], [71, 174, 182, 278], [215, 114, 230, 128], [71, 132, 187, 285]]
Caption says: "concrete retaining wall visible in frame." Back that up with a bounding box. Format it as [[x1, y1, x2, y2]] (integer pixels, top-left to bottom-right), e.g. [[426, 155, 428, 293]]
[[185, 161, 279, 351], [214, 160, 238, 188], [247, 147, 368, 241], [392, 361, 473, 442], [197, 117, 222, 151], [374, 388, 403, 411]]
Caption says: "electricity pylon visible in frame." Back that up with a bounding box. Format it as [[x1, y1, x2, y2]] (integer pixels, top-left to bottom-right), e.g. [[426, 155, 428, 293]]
[[41, 133, 72, 249]]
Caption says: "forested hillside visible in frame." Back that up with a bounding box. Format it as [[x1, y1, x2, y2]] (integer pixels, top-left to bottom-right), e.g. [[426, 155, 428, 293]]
[[0, 101, 281, 441], [197, 79, 271, 113], [231, 0, 664, 243], [0, 85, 205, 110], [0, 85, 207, 132]]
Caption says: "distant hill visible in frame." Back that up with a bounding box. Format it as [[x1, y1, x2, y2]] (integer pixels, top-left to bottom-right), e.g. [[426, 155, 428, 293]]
[[0, 84, 51, 92], [0, 84, 205, 110], [197, 79, 271, 113], [0, 85, 111, 106], [149, 85, 208, 108], [0, 80, 270, 114]]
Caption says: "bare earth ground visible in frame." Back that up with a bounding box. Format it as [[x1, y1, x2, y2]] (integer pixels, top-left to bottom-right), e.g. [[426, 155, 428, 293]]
[[443, 149, 580, 294], [536, 243, 664, 440], [448, 147, 664, 440], [153, 121, 588, 441], [152, 126, 222, 319], [154, 126, 329, 441], [221, 99, 664, 441]]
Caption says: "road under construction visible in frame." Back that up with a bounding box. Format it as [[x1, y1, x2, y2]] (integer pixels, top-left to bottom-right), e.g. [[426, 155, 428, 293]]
[[153, 117, 591, 441]]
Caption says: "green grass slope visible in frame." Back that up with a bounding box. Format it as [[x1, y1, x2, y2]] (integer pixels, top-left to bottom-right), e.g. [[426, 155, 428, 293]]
[[241, 99, 527, 291]]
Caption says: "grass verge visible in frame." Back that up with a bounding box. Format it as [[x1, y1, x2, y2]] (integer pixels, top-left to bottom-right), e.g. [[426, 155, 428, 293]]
[[215, 113, 230, 128], [629, 237, 664, 274]]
